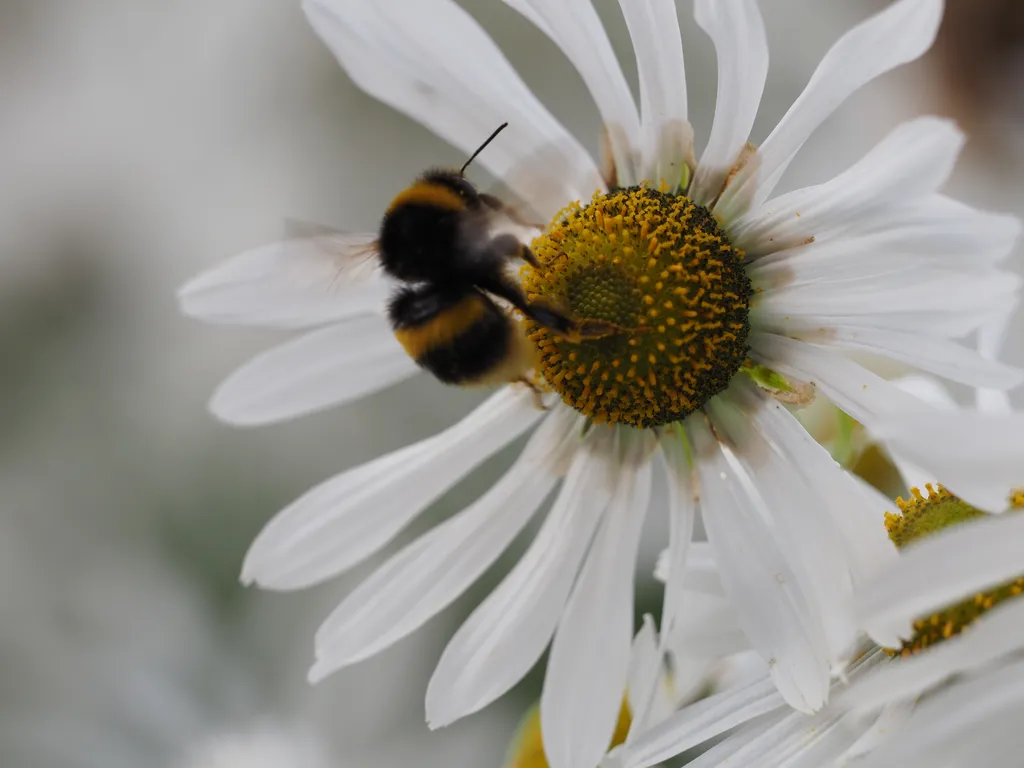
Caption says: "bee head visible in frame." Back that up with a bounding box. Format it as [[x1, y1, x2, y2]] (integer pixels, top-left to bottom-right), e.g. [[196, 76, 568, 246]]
[[419, 169, 480, 203]]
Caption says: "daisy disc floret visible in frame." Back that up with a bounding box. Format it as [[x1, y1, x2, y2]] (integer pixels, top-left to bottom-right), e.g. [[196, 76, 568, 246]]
[[884, 483, 1024, 656], [525, 188, 751, 427]]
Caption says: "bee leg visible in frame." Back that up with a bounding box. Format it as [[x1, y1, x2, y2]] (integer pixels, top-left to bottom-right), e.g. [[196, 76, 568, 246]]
[[515, 376, 549, 411], [519, 245, 541, 269], [476, 271, 577, 336], [488, 233, 541, 269]]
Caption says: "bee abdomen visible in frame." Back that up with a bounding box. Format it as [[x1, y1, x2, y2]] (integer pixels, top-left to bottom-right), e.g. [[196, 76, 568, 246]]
[[390, 288, 512, 385]]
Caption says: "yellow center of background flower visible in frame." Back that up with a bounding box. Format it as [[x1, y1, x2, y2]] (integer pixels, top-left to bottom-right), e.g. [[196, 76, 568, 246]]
[[504, 700, 632, 768], [522, 187, 752, 428], [885, 484, 1024, 656]]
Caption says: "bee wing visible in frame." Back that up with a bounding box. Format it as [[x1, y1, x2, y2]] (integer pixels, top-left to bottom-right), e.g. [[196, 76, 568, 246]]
[[281, 219, 383, 285], [179, 221, 389, 329]]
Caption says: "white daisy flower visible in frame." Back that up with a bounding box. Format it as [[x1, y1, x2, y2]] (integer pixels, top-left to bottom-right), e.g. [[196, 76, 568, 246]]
[[838, 508, 1024, 768], [617, 427, 1024, 768], [179, 0, 1023, 764], [752, 505, 1024, 768]]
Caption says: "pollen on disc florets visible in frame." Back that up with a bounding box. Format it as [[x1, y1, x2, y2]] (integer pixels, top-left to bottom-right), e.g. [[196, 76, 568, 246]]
[[885, 483, 1024, 656], [522, 186, 752, 428]]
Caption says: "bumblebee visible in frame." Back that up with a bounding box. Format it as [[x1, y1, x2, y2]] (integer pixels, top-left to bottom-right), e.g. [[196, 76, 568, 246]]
[[377, 123, 596, 389]]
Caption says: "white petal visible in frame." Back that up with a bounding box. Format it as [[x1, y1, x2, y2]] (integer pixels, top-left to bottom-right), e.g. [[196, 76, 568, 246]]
[[626, 616, 665, 739], [856, 658, 1024, 768], [715, 0, 944, 220], [303, 0, 599, 212], [681, 543, 724, 595], [704, 651, 887, 768], [753, 269, 1020, 328], [657, 434, 697, 641], [754, 309, 998, 342], [709, 391, 856, 666], [242, 387, 542, 590], [631, 441, 695, 736], [978, 304, 1016, 362], [977, 304, 1018, 414], [504, 0, 641, 184], [723, 711, 837, 768], [750, 338, 1015, 522], [751, 248, 993, 297], [892, 374, 959, 410], [679, 718, 778, 768], [653, 548, 669, 583], [750, 249, 926, 294], [619, 675, 782, 768], [785, 325, 1023, 390], [618, 0, 691, 184], [689, 415, 830, 713], [210, 315, 419, 426], [847, 599, 1024, 713], [764, 712, 864, 768], [668, 591, 747, 659], [978, 387, 1014, 416], [875, 410, 1024, 512], [729, 117, 964, 256], [425, 428, 618, 728], [886, 376, 957, 493], [655, 541, 725, 597], [856, 513, 1024, 644], [838, 702, 915, 764], [689, 0, 768, 208], [542, 434, 654, 768], [178, 234, 388, 328], [309, 407, 580, 677], [839, 194, 1022, 256], [749, 332, 941, 427], [729, 382, 897, 588], [749, 199, 1022, 282]]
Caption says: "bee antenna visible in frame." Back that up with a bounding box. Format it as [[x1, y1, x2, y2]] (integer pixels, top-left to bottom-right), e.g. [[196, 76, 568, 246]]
[[460, 122, 509, 176]]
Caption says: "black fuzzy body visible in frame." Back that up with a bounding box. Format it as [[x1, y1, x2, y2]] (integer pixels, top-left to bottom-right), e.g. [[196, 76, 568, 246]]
[[388, 284, 512, 385], [378, 169, 489, 285]]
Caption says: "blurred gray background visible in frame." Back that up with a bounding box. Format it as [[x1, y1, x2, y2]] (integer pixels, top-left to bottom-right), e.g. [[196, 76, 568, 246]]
[[0, 1, 1020, 766]]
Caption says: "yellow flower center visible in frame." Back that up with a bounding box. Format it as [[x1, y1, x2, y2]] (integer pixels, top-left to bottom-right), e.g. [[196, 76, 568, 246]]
[[522, 186, 752, 428], [885, 484, 1024, 656]]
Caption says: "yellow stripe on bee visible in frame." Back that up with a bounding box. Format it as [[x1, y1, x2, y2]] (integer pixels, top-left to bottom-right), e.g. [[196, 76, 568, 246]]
[[386, 181, 466, 213], [393, 293, 488, 360]]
